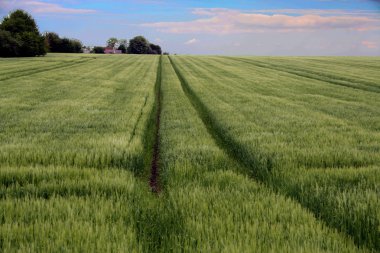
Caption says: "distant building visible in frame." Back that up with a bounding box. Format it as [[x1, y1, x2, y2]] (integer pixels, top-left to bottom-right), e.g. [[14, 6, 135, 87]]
[[104, 47, 122, 54]]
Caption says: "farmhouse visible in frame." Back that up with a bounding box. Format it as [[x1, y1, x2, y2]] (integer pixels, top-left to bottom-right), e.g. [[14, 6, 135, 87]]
[[104, 47, 122, 54]]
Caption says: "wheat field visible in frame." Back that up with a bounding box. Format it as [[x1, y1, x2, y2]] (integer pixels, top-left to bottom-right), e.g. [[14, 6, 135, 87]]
[[0, 53, 379, 252]]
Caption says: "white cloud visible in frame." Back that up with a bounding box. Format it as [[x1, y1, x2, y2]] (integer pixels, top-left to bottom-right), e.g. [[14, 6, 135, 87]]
[[0, 0, 96, 14], [244, 8, 379, 16], [143, 8, 380, 34], [361, 40, 378, 49], [185, 38, 198, 45]]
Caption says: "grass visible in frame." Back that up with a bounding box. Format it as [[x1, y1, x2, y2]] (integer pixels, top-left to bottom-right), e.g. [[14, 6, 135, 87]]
[[0, 53, 379, 252]]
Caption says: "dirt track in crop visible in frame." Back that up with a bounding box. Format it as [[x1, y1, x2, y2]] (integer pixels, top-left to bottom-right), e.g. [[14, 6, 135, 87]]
[[149, 56, 162, 193]]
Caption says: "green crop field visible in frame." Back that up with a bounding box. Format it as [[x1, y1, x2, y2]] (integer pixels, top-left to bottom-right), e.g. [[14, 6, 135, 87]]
[[0, 53, 379, 252]]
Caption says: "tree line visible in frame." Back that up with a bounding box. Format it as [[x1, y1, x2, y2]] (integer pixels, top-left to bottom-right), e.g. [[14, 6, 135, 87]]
[[92, 36, 162, 55], [0, 9, 164, 57], [44, 32, 83, 53], [0, 9, 83, 57]]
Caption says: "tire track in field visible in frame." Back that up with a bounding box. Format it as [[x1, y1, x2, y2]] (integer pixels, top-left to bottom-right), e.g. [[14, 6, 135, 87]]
[[0, 58, 94, 82], [133, 56, 186, 252], [148, 56, 162, 193], [168, 56, 371, 251], [227, 57, 380, 94], [308, 58, 380, 71], [180, 56, 380, 139], [124, 57, 159, 145], [168, 56, 271, 180], [128, 95, 149, 144]]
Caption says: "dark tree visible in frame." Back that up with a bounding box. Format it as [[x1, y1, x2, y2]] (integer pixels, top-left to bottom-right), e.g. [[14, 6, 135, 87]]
[[127, 36, 150, 54], [118, 44, 127, 53], [44, 32, 83, 53], [44, 32, 61, 52], [119, 39, 128, 48], [0, 10, 39, 35], [19, 32, 46, 56], [0, 9, 46, 57], [0, 30, 21, 57], [149, 43, 162, 55], [70, 40, 83, 53], [92, 46, 105, 54]]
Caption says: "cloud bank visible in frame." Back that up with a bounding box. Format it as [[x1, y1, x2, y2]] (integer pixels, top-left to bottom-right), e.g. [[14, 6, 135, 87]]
[[143, 8, 380, 34]]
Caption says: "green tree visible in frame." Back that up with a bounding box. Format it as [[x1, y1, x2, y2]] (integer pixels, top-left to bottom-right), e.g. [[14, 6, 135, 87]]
[[0, 30, 21, 57], [44, 32, 61, 52], [107, 37, 118, 48], [118, 39, 127, 53], [149, 43, 162, 55], [70, 40, 83, 53], [0, 9, 46, 57], [0, 10, 39, 34], [118, 44, 127, 53], [19, 32, 45, 56], [127, 36, 150, 54], [44, 32, 83, 53], [92, 46, 105, 54], [119, 39, 128, 47]]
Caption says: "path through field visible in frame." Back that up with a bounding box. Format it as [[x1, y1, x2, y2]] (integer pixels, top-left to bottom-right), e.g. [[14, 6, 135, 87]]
[[149, 56, 162, 193]]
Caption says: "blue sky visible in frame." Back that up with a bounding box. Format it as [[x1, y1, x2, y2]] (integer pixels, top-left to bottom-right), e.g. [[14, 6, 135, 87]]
[[1, 0, 379, 55]]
